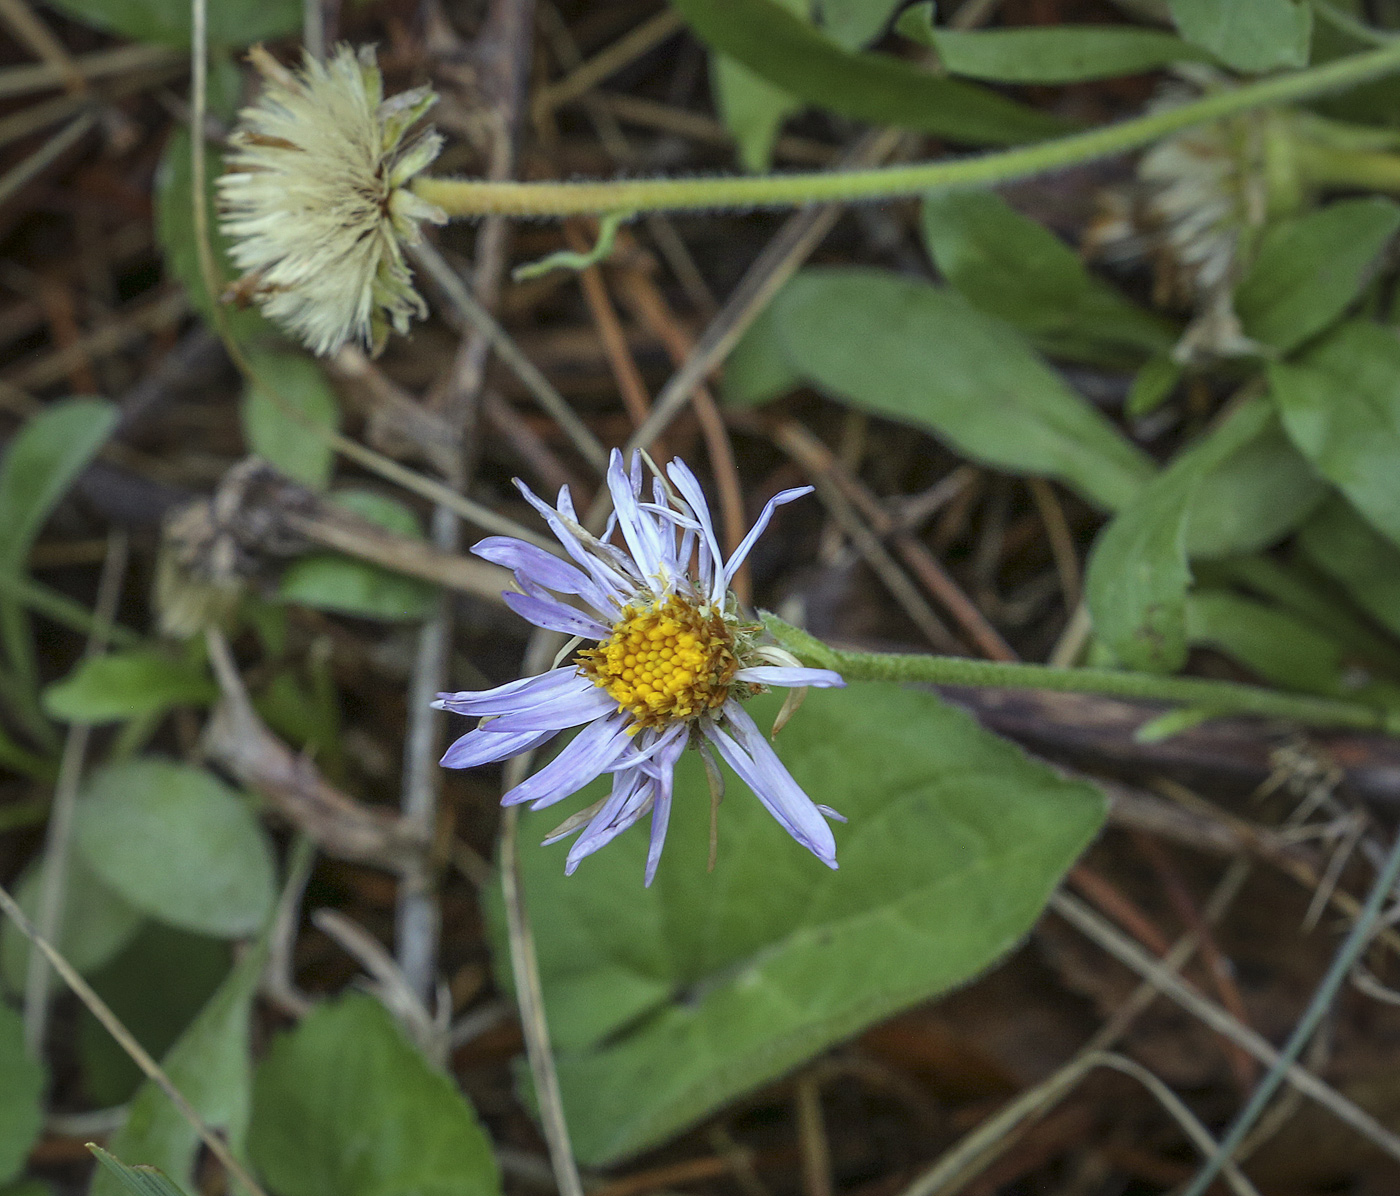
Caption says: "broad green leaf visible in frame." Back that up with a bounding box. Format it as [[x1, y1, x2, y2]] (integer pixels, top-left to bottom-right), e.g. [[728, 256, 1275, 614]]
[[506, 684, 1104, 1164], [1268, 320, 1400, 548], [1126, 353, 1182, 418], [92, 937, 266, 1196], [1182, 417, 1326, 558], [1186, 589, 1400, 703], [1297, 495, 1400, 640], [156, 130, 273, 343], [712, 0, 808, 172], [817, 0, 905, 48], [43, 650, 216, 724], [1086, 399, 1272, 671], [722, 301, 803, 405], [278, 489, 436, 621], [74, 758, 276, 939], [672, 0, 1071, 145], [44, 0, 299, 47], [1236, 198, 1400, 354], [0, 398, 117, 574], [712, 55, 806, 172], [0, 1003, 45, 1184], [921, 192, 1175, 367], [78, 925, 231, 1106], [725, 268, 1154, 510], [241, 352, 340, 490], [248, 993, 500, 1196], [88, 1150, 192, 1196], [916, 20, 1210, 84], [1167, 0, 1310, 71], [1, 854, 143, 996], [1, 1181, 52, 1196]]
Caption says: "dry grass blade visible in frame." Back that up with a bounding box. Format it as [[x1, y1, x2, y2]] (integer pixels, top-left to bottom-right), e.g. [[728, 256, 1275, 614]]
[[1050, 890, 1400, 1162], [0, 881, 273, 1196], [532, 8, 684, 118]]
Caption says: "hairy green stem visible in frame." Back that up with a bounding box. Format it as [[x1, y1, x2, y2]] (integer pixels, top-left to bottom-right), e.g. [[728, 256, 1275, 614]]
[[762, 615, 1400, 735], [413, 37, 1400, 218]]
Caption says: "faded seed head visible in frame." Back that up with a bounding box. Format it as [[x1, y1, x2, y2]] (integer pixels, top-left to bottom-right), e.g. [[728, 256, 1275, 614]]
[[217, 44, 446, 357]]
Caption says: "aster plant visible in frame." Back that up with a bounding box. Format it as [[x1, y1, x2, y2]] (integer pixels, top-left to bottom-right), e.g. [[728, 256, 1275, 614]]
[[435, 451, 846, 884], [213, 40, 1400, 358]]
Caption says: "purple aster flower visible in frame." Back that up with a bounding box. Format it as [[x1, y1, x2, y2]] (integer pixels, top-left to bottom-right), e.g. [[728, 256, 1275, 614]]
[[435, 450, 846, 884]]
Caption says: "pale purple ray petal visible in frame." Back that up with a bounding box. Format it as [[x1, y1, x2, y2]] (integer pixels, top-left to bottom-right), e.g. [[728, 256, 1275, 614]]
[[642, 730, 687, 886], [608, 450, 667, 579], [501, 713, 635, 810], [502, 590, 611, 640], [565, 768, 655, 873], [471, 537, 617, 615], [441, 726, 555, 769], [719, 486, 814, 596], [433, 666, 588, 715], [604, 721, 687, 770], [734, 666, 846, 689], [666, 459, 724, 600], [514, 478, 637, 594], [479, 684, 614, 734], [705, 701, 838, 868]]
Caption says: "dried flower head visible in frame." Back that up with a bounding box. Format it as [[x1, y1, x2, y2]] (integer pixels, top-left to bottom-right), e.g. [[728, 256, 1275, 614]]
[[436, 451, 847, 884], [218, 44, 446, 356], [1089, 77, 1300, 362]]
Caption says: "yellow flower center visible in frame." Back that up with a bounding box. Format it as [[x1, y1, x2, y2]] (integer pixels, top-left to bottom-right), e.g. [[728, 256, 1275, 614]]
[[579, 595, 738, 729]]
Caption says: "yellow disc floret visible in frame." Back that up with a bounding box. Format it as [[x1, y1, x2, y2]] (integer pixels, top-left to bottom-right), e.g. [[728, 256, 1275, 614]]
[[579, 595, 738, 730]]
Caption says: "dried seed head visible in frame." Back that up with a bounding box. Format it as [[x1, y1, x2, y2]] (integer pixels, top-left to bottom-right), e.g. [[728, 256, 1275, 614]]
[[218, 44, 446, 356]]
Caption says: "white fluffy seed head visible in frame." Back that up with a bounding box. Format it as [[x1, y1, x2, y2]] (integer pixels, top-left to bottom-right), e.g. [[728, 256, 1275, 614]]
[[218, 44, 447, 357]]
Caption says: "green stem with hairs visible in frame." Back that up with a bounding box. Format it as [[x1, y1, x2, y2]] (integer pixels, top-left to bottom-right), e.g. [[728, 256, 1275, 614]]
[[762, 614, 1400, 735], [413, 37, 1400, 218]]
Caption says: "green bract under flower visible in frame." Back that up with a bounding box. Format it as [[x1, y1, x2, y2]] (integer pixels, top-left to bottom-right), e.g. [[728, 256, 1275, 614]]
[[218, 44, 446, 357]]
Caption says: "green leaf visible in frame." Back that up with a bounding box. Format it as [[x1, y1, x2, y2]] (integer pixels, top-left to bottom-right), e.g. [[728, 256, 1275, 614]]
[[156, 130, 273, 343], [0, 398, 117, 575], [920, 192, 1175, 367], [1185, 589, 1400, 703], [1297, 494, 1400, 640], [918, 22, 1210, 84], [1126, 353, 1183, 418], [711, 54, 806, 172], [92, 937, 267, 1196], [1167, 0, 1310, 72], [817, 0, 905, 48], [42, 650, 216, 724], [1235, 198, 1400, 354], [79, 925, 231, 1106], [725, 267, 1154, 510], [241, 352, 340, 490], [278, 489, 437, 622], [1, 854, 144, 997], [505, 684, 1104, 1164], [0, 1003, 45, 1184], [44, 0, 299, 48], [74, 758, 276, 939], [248, 993, 501, 1196], [1182, 416, 1326, 558], [88, 1150, 192, 1196], [1085, 399, 1273, 671], [1269, 320, 1400, 548], [671, 0, 1072, 145]]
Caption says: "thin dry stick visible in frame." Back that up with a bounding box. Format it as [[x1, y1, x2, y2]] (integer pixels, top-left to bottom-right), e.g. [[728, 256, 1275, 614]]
[[765, 417, 1016, 661], [532, 8, 683, 118], [501, 627, 585, 1196], [1026, 478, 1079, 610], [0, 110, 95, 206], [0, 0, 85, 92], [412, 240, 609, 475], [795, 1074, 834, 1196], [1050, 890, 1400, 1161], [23, 529, 126, 1054], [0, 880, 272, 1196], [0, 42, 178, 99], [897, 1050, 1259, 1196]]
